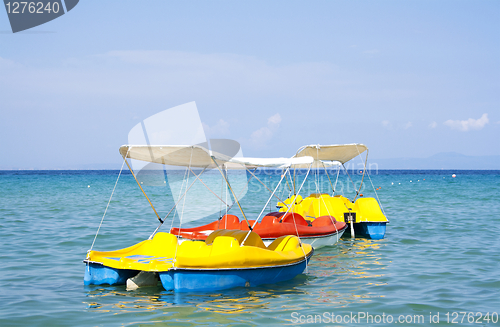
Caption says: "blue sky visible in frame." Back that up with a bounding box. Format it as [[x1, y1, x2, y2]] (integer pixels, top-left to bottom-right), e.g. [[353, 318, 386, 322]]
[[1, 1, 499, 169]]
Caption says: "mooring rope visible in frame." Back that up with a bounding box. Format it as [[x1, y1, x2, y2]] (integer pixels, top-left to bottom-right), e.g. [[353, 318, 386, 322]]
[[313, 167, 340, 242], [244, 166, 291, 238], [168, 159, 191, 233], [288, 163, 312, 273], [173, 146, 194, 266], [333, 165, 340, 196], [355, 145, 387, 217], [88, 150, 128, 254]]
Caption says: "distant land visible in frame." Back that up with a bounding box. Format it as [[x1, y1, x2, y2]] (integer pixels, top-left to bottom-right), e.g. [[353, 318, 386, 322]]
[[370, 152, 500, 170], [0, 152, 499, 170]]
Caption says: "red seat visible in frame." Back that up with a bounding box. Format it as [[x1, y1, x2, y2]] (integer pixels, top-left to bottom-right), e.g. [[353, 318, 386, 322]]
[[260, 215, 279, 228], [281, 213, 308, 226], [217, 214, 240, 229], [240, 221, 251, 230], [312, 215, 336, 227]]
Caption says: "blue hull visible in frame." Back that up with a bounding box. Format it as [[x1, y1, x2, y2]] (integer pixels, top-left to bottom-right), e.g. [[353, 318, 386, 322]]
[[159, 256, 311, 292], [84, 254, 311, 291], [353, 222, 386, 239], [84, 262, 139, 286]]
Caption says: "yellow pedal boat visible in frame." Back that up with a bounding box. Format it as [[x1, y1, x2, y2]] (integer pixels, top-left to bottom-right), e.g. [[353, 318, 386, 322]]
[[278, 193, 388, 239], [84, 230, 313, 292], [280, 143, 389, 239]]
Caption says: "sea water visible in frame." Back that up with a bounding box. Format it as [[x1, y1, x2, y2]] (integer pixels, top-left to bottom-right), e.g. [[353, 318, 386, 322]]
[[0, 170, 499, 326]]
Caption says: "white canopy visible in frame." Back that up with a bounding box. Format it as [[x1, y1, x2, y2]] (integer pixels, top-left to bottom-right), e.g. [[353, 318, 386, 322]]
[[119, 145, 315, 169], [295, 144, 367, 164], [314, 160, 342, 168], [228, 156, 314, 168], [119, 145, 214, 168]]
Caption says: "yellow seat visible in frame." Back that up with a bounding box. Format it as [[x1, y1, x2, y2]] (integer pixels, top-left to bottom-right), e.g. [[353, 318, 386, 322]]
[[205, 229, 266, 249], [87, 231, 313, 272], [267, 235, 293, 251], [177, 240, 209, 258], [210, 236, 240, 256], [278, 194, 387, 224]]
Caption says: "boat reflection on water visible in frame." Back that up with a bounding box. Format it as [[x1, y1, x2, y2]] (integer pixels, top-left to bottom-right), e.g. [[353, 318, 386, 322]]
[[84, 287, 166, 312], [84, 276, 309, 315], [305, 238, 388, 305], [189, 285, 307, 314], [312, 238, 385, 275]]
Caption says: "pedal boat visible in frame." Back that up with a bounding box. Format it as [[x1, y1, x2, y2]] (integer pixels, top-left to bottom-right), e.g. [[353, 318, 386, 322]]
[[278, 193, 387, 240], [171, 213, 347, 249], [84, 230, 313, 292], [288, 143, 389, 239]]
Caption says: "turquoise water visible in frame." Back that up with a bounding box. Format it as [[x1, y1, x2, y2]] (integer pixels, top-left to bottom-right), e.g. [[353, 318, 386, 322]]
[[1, 170, 499, 326]]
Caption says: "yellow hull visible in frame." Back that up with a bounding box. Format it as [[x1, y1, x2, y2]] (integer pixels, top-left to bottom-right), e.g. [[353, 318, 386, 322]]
[[85, 230, 312, 272], [278, 193, 388, 224]]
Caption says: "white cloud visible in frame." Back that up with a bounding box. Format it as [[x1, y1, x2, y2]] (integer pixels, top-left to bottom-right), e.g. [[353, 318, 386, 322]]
[[0, 50, 421, 109], [0, 56, 16, 68], [202, 119, 230, 137], [267, 113, 281, 126], [382, 120, 412, 130], [249, 113, 281, 148], [444, 113, 489, 132], [250, 127, 273, 144], [429, 121, 437, 128]]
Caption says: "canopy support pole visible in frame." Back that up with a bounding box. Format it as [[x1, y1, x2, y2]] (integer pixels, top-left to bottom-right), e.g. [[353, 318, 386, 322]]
[[293, 167, 297, 195], [211, 156, 252, 230], [342, 163, 358, 201], [242, 163, 313, 268], [188, 167, 228, 207], [284, 168, 292, 193], [123, 157, 163, 224], [322, 161, 336, 195], [222, 167, 258, 214], [241, 165, 293, 245], [149, 167, 208, 239], [353, 149, 368, 202], [244, 167, 288, 209], [332, 166, 340, 196]]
